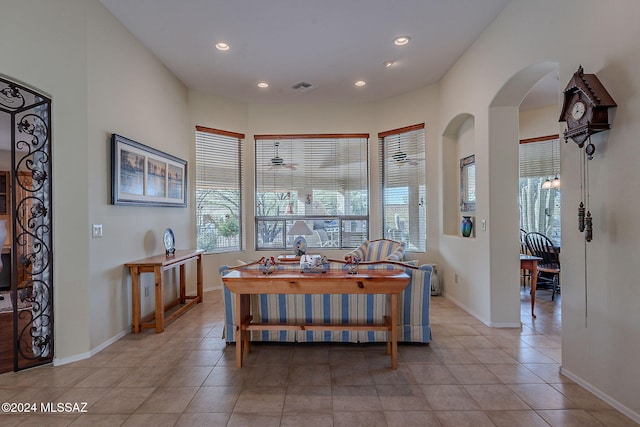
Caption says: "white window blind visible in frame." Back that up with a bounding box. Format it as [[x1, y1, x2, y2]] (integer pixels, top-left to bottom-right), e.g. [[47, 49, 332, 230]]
[[255, 134, 369, 249], [195, 126, 244, 253], [380, 124, 426, 252], [519, 137, 561, 245], [519, 138, 560, 177]]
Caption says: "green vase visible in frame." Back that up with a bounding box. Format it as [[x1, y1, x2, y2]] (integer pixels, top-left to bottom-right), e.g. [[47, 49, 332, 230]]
[[461, 216, 473, 237]]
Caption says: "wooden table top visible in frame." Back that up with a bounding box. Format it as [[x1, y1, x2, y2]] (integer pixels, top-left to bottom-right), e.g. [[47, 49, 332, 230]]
[[222, 268, 410, 295], [125, 249, 203, 267]]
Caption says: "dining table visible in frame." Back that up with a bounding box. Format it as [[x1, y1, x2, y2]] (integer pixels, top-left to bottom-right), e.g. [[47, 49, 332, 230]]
[[520, 254, 543, 318]]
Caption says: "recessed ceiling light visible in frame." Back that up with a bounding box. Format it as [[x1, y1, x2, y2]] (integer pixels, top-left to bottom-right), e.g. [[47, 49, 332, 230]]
[[354, 80, 366, 87], [394, 36, 411, 46], [215, 42, 230, 51], [384, 61, 395, 68], [257, 82, 269, 88]]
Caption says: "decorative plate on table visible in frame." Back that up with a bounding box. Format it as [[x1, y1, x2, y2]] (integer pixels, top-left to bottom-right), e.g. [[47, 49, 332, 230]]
[[293, 235, 307, 256], [164, 228, 175, 256]]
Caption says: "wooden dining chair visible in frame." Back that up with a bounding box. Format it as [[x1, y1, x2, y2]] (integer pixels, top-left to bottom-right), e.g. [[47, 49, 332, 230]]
[[525, 231, 561, 301]]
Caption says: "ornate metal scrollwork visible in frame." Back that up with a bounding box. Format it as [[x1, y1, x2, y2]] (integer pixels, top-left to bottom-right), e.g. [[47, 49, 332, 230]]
[[1, 76, 53, 371]]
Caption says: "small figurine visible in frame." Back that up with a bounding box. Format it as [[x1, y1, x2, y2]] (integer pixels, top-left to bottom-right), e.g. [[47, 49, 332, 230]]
[[260, 256, 277, 274], [344, 254, 360, 274]]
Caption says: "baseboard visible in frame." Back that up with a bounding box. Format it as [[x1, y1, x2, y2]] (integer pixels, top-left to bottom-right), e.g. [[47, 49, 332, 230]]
[[52, 329, 128, 366], [442, 292, 520, 328], [560, 366, 640, 424], [53, 290, 221, 366]]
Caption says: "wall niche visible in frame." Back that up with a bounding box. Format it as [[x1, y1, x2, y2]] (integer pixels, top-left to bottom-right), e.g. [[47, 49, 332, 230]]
[[442, 114, 475, 237]]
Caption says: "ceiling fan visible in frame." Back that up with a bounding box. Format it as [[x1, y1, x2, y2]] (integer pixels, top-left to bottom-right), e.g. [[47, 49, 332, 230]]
[[390, 138, 423, 166], [266, 141, 298, 170]]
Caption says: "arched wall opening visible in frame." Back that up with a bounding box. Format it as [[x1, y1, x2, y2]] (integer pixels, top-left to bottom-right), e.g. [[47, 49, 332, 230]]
[[487, 62, 559, 325]]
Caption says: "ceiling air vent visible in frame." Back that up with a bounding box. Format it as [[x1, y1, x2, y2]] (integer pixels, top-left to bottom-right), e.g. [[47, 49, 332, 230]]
[[291, 81, 317, 93]]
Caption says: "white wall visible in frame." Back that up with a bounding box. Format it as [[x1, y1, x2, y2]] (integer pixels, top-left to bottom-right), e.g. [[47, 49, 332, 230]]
[[0, 0, 91, 360], [437, 0, 640, 416], [86, 1, 192, 350]]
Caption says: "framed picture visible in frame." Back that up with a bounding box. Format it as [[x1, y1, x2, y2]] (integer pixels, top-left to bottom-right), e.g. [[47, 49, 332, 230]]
[[111, 134, 187, 207]]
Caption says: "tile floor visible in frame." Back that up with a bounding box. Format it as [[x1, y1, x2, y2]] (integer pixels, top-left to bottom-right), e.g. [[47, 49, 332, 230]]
[[0, 287, 637, 426]]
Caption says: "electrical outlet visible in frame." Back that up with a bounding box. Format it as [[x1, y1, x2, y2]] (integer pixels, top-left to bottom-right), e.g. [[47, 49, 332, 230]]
[[454, 273, 459, 284]]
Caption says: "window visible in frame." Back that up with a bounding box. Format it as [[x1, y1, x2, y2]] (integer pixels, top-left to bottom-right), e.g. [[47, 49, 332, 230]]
[[195, 126, 244, 253], [255, 134, 369, 250], [380, 124, 426, 252], [519, 136, 561, 246]]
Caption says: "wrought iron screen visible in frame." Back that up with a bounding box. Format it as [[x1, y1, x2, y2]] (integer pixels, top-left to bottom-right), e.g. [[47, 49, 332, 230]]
[[0, 76, 53, 372]]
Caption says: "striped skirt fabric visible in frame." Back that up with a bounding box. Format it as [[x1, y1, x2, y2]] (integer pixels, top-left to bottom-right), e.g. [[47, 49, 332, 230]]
[[219, 263, 432, 344]]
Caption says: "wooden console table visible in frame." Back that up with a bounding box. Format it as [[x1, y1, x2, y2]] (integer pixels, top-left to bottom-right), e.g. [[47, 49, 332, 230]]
[[222, 268, 410, 369], [125, 249, 203, 333]]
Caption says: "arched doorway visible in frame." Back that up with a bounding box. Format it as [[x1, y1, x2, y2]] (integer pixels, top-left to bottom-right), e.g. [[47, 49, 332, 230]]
[[0, 76, 53, 373], [487, 62, 560, 324]]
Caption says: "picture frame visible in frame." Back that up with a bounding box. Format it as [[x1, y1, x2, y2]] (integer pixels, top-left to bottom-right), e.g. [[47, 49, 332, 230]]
[[111, 133, 187, 207]]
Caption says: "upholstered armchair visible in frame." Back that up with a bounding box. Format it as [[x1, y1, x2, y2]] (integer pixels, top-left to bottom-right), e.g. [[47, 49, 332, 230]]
[[346, 238, 406, 262]]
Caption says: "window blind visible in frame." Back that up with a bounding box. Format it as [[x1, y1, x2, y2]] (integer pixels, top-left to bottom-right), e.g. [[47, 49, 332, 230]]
[[519, 138, 560, 178], [255, 134, 369, 249], [380, 124, 426, 252], [195, 126, 244, 253], [519, 137, 561, 246]]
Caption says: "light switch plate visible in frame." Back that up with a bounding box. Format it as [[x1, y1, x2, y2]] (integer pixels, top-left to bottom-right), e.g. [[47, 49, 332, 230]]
[[92, 224, 103, 238]]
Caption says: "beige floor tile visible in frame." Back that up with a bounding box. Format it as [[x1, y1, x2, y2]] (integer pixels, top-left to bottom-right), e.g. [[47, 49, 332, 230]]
[[421, 384, 480, 410], [485, 363, 546, 384], [69, 414, 129, 427], [123, 413, 179, 427], [385, 410, 440, 427], [330, 364, 374, 385], [90, 387, 155, 413], [0, 289, 636, 425], [233, 386, 286, 413], [486, 409, 550, 426], [508, 383, 574, 409], [551, 382, 613, 410], [464, 384, 531, 410], [588, 409, 640, 427], [116, 364, 175, 387], [227, 412, 281, 427], [74, 367, 135, 388], [287, 364, 332, 386], [376, 384, 429, 411], [13, 414, 80, 426], [408, 364, 459, 385], [184, 385, 241, 413], [135, 386, 199, 414], [281, 412, 333, 427], [201, 366, 248, 387], [447, 364, 502, 385], [333, 411, 387, 427], [433, 410, 496, 427], [175, 412, 231, 427], [283, 385, 332, 413], [537, 409, 607, 426], [433, 348, 481, 364], [332, 385, 382, 412], [161, 365, 212, 387], [468, 348, 519, 364]]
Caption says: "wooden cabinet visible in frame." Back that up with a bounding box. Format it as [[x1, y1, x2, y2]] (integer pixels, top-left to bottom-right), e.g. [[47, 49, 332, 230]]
[[0, 171, 8, 215]]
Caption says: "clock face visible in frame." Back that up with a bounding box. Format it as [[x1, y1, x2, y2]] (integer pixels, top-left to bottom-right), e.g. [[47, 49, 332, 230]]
[[571, 101, 586, 120]]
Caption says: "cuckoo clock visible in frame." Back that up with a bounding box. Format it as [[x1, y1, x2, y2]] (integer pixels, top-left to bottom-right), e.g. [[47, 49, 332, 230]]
[[559, 65, 617, 158]]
